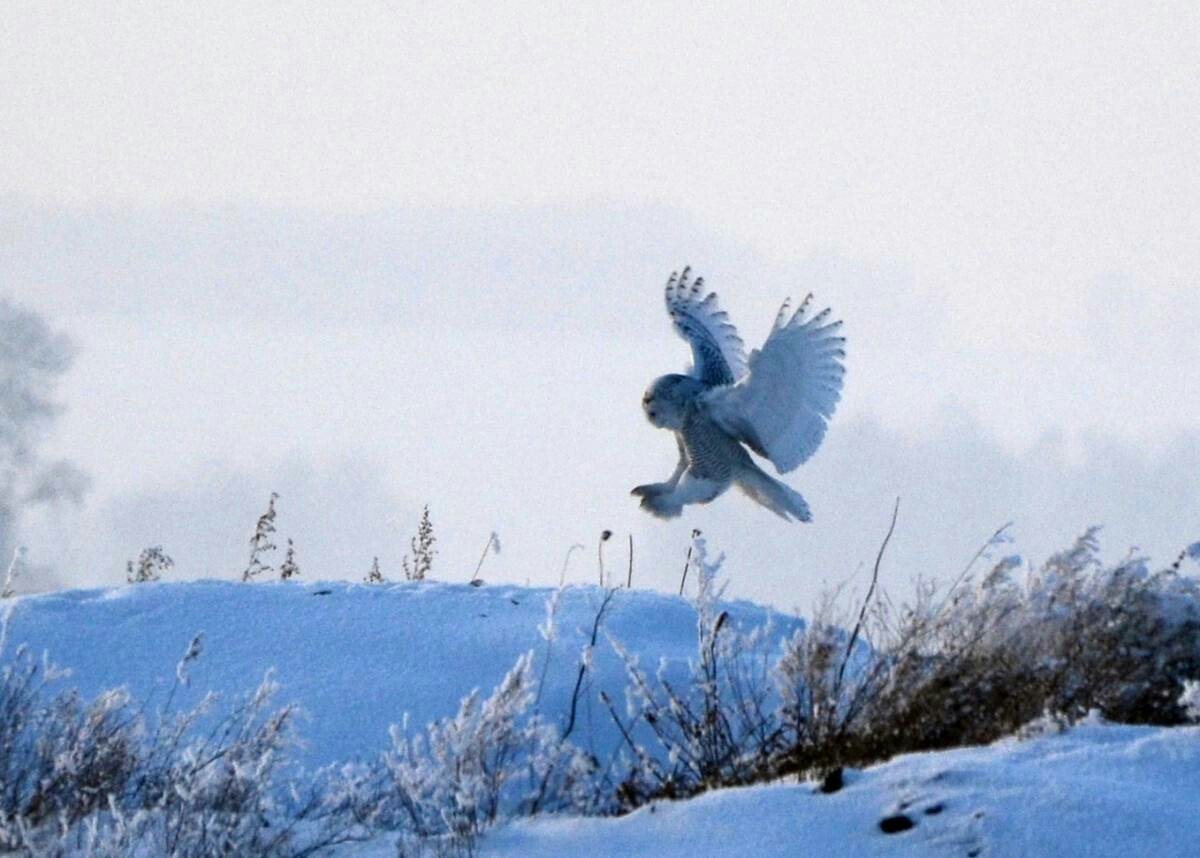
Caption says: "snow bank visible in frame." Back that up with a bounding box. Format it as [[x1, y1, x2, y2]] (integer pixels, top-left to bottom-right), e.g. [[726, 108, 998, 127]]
[[1, 579, 803, 769], [6, 578, 1197, 857], [483, 723, 1200, 858]]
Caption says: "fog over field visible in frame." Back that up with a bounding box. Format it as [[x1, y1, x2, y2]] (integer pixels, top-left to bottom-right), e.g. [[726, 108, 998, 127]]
[[2, 3, 1198, 607]]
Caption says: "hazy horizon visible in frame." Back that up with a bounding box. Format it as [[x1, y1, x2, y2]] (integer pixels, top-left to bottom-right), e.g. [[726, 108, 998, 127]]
[[3, 4, 1198, 609]]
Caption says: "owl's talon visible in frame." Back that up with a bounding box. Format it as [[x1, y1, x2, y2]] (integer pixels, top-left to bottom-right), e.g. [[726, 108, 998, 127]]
[[639, 493, 684, 519]]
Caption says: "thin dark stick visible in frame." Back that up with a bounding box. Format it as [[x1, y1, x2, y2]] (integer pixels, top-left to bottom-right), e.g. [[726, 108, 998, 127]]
[[599, 689, 660, 779], [599, 691, 639, 755], [598, 530, 611, 587], [932, 520, 1013, 620], [471, 533, 496, 584], [834, 498, 900, 696], [678, 536, 696, 596], [559, 543, 583, 587], [626, 535, 634, 588], [563, 587, 617, 740], [949, 521, 1013, 595]]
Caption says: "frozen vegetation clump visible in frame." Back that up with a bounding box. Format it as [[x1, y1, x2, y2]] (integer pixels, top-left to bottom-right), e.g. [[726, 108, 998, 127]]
[[242, 492, 280, 582], [0, 631, 378, 856], [364, 556, 385, 584], [834, 526, 1200, 762], [1180, 679, 1200, 723], [603, 525, 1200, 808], [127, 545, 174, 584], [604, 535, 783, 804], [1, 524, 1197, 852], [402, 506, 437, 582], [278, 538, 300, 581], [378, 652, 600, 855]]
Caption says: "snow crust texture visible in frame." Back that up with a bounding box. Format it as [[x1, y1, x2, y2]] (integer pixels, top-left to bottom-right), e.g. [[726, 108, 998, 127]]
[[483, 724, 1200, 858], [2, 579, 800, 769]]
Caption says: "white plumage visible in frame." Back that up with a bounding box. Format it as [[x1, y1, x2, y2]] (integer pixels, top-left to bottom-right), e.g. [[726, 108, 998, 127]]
[[633, 268, 845, 522]]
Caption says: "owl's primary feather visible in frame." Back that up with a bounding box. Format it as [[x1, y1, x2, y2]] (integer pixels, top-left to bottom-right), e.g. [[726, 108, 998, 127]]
[[704, 294, 845, 474], [634, 268, 845, 522], [665, 267, 748, 387]]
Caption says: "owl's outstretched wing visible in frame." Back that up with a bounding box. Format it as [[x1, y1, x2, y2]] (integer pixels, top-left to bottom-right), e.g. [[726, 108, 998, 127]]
[[665, 267, 748, 388], [703, 294, 845, 474]]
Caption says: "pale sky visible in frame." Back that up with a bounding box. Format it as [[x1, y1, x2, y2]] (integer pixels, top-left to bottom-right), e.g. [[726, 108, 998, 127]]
[[2, 3, 1198, 607]]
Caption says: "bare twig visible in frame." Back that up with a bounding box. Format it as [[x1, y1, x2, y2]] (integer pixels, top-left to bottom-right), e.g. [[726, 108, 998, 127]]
[[563, 587, 618, 740], [1168, 542, 1197, 572], [599, 689, 664, 782], [678, 529, 701, 596], [471, 532, 500, 585], [559, 543, 584, 586], [950, 521, 1013, 594], [598, 530, 612, 587], [834, 498, 899, 696], [1, 547, 25, 599], [931, 520, 1013, 620], [626, 535, 634, 588]]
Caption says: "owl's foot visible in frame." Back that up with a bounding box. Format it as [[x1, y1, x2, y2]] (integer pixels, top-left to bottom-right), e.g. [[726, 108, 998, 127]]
[[632, 484, 684, 518], [631, 483, 667, 498]]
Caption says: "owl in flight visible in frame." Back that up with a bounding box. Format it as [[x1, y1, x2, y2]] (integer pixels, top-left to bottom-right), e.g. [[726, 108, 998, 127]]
[[632, 268, 845, 522]]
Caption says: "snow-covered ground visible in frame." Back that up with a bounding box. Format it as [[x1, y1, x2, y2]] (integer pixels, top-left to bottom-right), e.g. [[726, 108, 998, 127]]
[[4, 579, 1198, 857], [0, 578, 802, 769], [477, 722, 1200, 858]]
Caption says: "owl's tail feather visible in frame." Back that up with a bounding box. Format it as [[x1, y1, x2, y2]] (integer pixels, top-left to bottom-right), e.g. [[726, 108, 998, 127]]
[[735, 462, 812, 523]]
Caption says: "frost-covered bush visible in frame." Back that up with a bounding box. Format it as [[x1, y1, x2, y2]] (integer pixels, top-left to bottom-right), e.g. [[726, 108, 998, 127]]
[[836, 528, 1200, 767], [364, 556, 385, 584], [1180, 680, 1200, 723], [71, 673, 378, 858], [0, 634, 376, 856], [127, 545, 174, 584], [607, 536, 782, 806], [763, 529, 1200, 778], [402, 506, 436, 582], [3, 525, 1196, 849], [379, 651, 598, 853], [604, 528, 1200, 807], [243, 492, 280, 582], [0, 598, 596, 855], [279, 538, 300, 580], [0, 647, 138, 846]]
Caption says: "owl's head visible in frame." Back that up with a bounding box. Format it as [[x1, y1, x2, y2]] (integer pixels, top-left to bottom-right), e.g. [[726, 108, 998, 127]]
[[642, 374, 701, 430]]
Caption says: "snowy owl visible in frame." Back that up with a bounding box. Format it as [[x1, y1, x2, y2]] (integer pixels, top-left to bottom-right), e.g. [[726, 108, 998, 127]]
[[632, 267, 845, 522]]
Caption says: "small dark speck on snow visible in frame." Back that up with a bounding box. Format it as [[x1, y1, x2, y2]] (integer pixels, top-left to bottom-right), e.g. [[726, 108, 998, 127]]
[[879, 814, 916, 834], [817, 767, 844, 794]]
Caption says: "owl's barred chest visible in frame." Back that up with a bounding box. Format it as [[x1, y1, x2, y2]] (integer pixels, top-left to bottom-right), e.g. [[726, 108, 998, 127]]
[[677, 407, 750, 481]]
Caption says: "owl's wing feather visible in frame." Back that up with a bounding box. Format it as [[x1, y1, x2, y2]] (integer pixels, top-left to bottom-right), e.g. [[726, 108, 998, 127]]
[[665, 267, 748, 388], [703, 294, 845, 474]]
